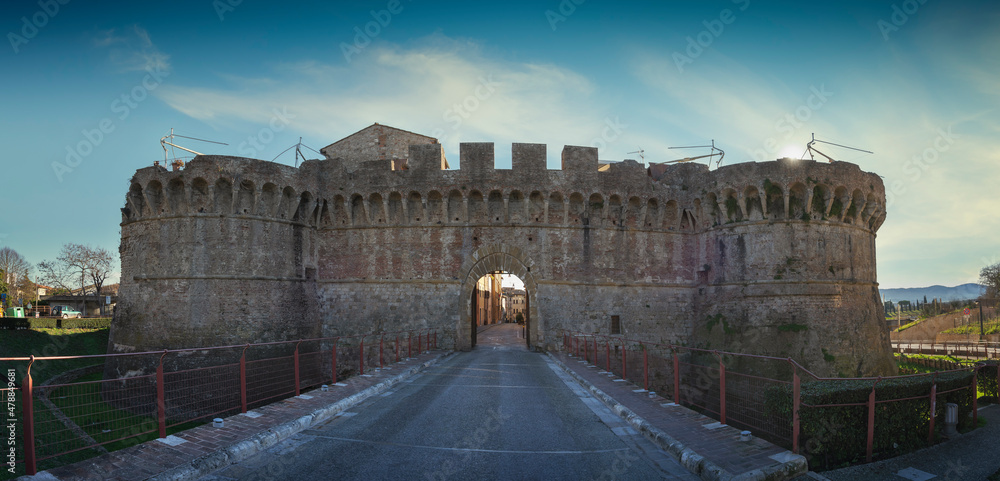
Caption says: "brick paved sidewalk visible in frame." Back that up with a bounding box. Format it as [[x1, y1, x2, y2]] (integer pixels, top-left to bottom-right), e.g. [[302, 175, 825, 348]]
[[17, 350, 450, 481], [549, 351, 805, 481]]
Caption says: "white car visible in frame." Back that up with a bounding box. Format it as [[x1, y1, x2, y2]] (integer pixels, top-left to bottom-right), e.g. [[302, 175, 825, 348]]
[[52, 305, 82, 319]]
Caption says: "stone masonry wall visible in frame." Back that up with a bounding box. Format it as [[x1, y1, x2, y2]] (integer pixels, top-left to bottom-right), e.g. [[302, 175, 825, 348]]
[[111, 143, 893, 377]]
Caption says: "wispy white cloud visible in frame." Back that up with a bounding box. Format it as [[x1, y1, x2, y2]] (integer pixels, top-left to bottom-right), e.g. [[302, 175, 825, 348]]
[[94, 24, 170, 73], [156, 36, 613, 165]]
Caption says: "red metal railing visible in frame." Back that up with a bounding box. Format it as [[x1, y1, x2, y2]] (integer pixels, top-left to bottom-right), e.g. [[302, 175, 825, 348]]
[[562, 330, 990, 464], [0, 328, 440, 476]]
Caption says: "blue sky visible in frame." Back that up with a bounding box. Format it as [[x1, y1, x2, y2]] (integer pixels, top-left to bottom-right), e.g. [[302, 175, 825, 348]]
[[1, 0, 997, 289]]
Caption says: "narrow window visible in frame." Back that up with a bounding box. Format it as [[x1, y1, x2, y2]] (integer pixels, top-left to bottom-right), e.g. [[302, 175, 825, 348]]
[[610, 315, 621, 335]]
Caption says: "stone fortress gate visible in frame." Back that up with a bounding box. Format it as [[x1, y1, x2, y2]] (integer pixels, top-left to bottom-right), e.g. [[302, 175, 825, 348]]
[[110, 124, 895, 377]]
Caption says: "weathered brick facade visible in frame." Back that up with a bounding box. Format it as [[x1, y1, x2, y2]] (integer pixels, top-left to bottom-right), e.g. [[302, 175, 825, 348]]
[[110, 141, 895, 377]]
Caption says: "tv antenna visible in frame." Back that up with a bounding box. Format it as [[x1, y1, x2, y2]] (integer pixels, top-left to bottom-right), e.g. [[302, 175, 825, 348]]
[[160, 128, 228, 169], [658, 139, 725, 168], [804, 133, 872, 163], [627, 148, 645, 163], [272, 137, 323, 167]]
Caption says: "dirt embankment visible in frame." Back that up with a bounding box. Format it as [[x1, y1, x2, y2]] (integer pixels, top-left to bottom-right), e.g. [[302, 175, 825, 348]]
[[890, 310, 971, 341]]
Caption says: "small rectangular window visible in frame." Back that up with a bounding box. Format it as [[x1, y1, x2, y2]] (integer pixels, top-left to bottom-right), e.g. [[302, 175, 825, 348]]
[[610, 315, 621, 335]]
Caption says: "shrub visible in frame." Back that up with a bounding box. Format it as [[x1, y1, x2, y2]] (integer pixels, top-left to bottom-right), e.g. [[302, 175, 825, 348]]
[[766, 370, 976, 470], [26, 317, 113, 329]]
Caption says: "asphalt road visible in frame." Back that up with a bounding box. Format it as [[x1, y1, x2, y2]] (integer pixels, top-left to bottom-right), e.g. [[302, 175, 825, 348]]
[[198, 323, 699, 480]]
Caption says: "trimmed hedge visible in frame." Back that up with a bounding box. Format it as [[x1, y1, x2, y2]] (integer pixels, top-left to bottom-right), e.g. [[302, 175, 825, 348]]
[[0, 317, 30, 330], [0, 317, 112, 330], [766, 370, 976, 470]]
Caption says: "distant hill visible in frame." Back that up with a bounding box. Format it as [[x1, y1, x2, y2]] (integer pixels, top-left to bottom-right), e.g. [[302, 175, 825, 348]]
[[880, 283, 984, 303]]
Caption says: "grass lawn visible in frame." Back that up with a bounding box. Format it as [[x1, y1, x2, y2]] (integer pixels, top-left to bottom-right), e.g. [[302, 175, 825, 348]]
[[0, 327, 111, 384], [21, 371, 205, 475], [1, 328, 205, 479]]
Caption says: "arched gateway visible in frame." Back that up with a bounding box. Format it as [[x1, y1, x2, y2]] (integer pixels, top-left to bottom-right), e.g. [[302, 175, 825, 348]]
[[110, 128, 895, 377], [458, 245, 539, 351]]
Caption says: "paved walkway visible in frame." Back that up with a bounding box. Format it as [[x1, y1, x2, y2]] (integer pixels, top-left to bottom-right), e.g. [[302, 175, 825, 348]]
[[194, 323, 700, 480], [548, 350, 805, 480]]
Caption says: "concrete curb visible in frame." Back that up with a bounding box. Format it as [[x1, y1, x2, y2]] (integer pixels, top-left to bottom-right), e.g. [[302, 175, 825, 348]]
[[546, 352, 807, 481], [147, 350, 455, 481]]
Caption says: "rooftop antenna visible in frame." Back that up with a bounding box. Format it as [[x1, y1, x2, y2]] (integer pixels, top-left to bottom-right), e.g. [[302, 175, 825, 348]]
[[160, 128, 228, 170], [659, 139, 725, 168], [627, 148, 645, 163], [272, 137, 323, 167], [804, 133, 872, 163]]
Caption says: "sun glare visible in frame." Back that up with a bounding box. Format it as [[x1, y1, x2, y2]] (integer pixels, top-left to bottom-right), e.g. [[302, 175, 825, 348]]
[[779, 145, 803, 159]]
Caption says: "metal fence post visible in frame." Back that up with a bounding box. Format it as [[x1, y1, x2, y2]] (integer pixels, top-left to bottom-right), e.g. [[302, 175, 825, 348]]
[[866, 379, 879, 463], [622, 342, 628, 381], [584, 336, 588, 363], [673, 349, 680, 404], [240, 344, 249, 413], [973, 368, 979, 428], [379, 335, 384, 370], [792, 367, 800, 454], [332, 339, 338, 384], [418, 331, 422, 354], [359, 337, 365, 376], [643, 343, 649, 392], [157, 350, 167, 439], [606, 340, 611, 373], [718, 351, 726, 425], [927, 374, 937, 444], [294, 341, 301, 396], [396, 335, 400, 363], [22, 356, 36, 476]]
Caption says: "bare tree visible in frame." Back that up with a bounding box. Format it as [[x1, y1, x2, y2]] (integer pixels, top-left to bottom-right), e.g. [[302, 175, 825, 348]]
[[36, 259, 74, 293], [38, 243, 88, 294], [38, 244, 118, 314], [982, 261, 1000, 299], [84, 245, 115, 315], [0, 247, 31, 305]]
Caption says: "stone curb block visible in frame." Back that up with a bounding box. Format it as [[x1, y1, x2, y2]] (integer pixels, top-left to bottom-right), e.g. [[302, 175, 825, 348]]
[[17, 351, 454, 481], [546, 353, 807, 481]]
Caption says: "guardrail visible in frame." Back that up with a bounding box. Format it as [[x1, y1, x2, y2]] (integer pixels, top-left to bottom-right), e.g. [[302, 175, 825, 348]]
[[1, 328, 439, 476], [562, 331, 993, 467], [892, 340, 1000, 360]]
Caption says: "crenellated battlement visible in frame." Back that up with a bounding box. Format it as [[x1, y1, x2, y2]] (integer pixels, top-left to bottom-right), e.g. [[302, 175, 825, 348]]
[[123, 144, 885, 235]]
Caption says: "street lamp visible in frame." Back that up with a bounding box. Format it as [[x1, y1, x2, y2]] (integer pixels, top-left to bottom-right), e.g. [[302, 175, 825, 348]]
[[979, 301, 985, 338]]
